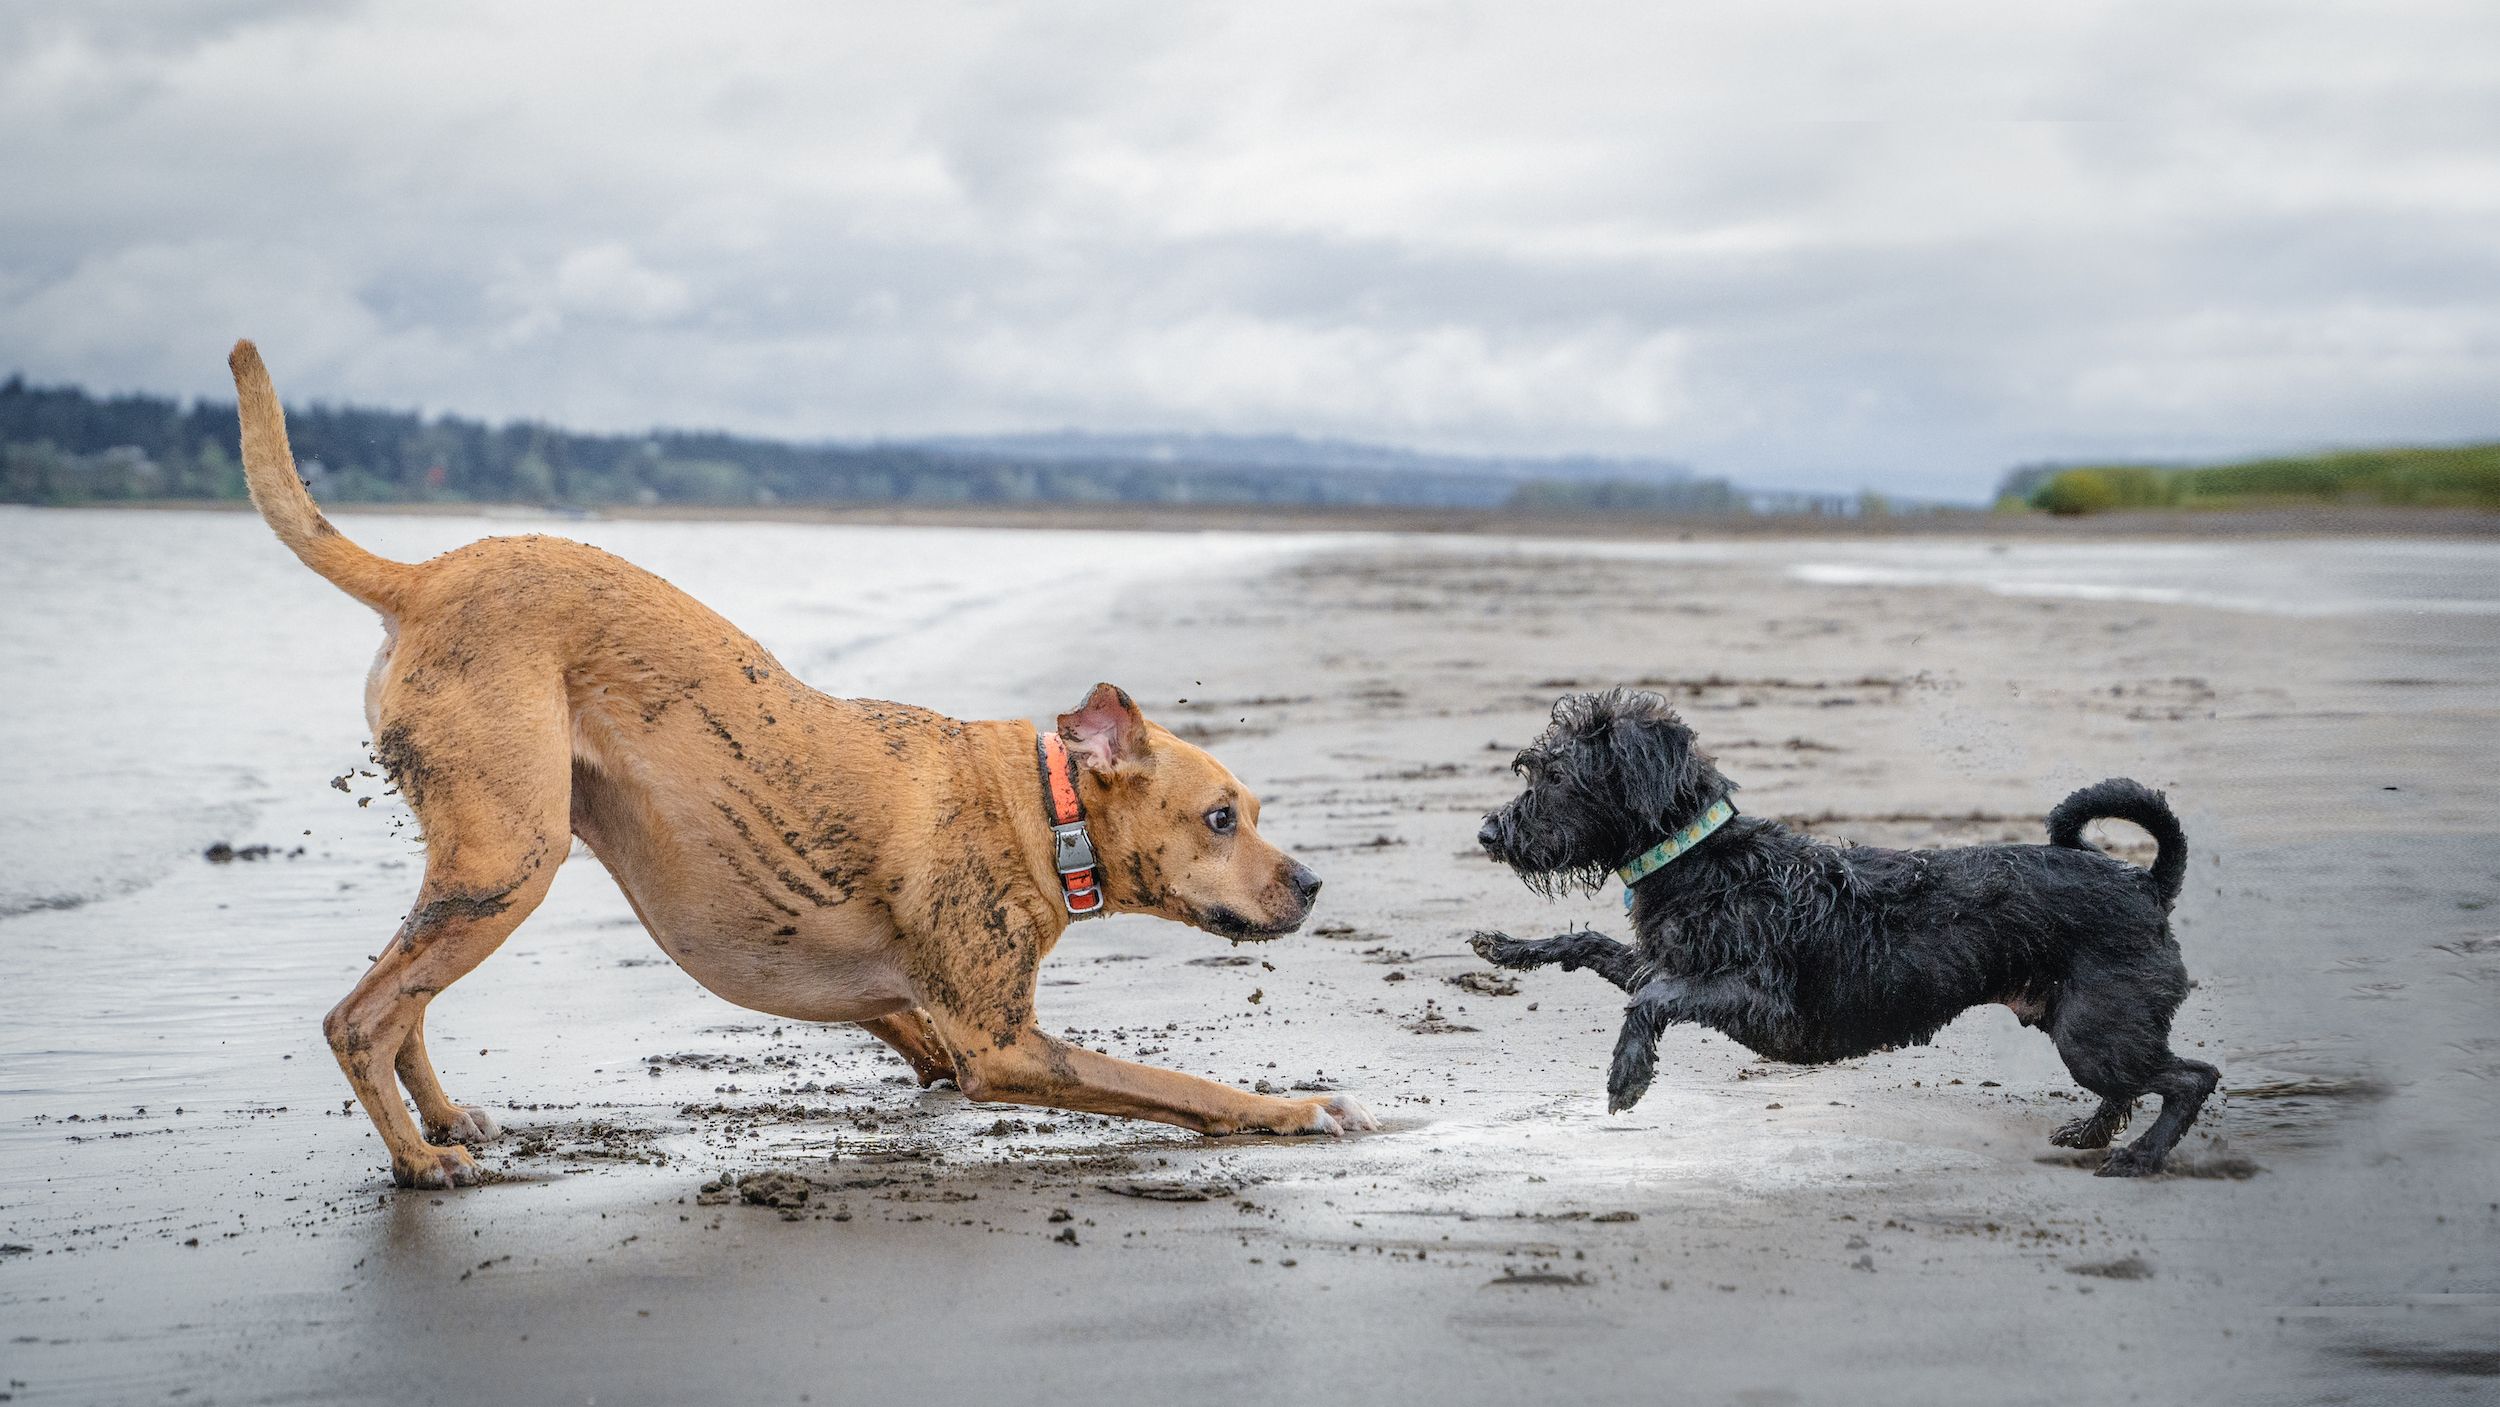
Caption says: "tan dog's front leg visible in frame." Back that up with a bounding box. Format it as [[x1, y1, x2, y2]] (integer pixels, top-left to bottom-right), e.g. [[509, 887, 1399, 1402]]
[[858, 1009, 958, 1087], [929, 1013, 1376, 1136]]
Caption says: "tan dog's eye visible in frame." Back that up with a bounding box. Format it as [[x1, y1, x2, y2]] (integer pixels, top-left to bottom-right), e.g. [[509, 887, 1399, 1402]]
[[1204, 804, 1237, 836]]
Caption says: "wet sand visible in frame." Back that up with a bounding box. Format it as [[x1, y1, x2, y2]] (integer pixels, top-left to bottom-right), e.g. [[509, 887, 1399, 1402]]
[[5, 529, 2498, 1405]]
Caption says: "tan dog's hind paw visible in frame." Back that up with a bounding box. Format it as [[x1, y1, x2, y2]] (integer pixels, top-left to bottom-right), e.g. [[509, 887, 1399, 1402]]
[[393, 1143, 484, 1189], [1295, 1093, 1380, 1136], [428, 1106, 503, 1147]]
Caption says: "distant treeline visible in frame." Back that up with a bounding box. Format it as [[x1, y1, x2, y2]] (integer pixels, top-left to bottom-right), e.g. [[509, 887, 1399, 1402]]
[[0, 374, 1755, 513], [2000, 444, 2500, 515]]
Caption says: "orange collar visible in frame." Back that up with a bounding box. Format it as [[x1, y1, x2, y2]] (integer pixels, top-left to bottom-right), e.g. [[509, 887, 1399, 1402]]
[[1035, 730, 1104, 917]]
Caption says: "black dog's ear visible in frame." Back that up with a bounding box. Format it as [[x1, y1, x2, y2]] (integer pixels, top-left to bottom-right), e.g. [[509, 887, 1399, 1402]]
[[1058, 682, 1150, 771], [1603, 691, 1728, 812]]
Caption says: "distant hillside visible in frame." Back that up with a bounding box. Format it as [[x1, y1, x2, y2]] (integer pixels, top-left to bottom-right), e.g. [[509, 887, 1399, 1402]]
[[2006, 444, 2500, 515], [0, 374, 1749, 513]]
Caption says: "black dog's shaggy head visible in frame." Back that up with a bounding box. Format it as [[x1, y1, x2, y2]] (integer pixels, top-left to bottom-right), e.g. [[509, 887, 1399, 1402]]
[[1477, 689, 1733, 894]]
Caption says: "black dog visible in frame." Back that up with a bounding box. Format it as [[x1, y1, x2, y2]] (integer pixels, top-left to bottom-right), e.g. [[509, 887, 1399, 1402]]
[[1470, 689, 2218, 1176]]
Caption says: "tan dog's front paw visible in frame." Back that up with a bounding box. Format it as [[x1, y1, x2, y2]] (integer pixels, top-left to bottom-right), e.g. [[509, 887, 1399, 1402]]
[[1288, 1093, 1379, 1137], [429, 1106, 503, 1146], [393, 1143, 483, 1189]]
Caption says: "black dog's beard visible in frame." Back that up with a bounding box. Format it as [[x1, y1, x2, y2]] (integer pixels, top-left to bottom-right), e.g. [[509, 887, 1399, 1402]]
[[1479, 801, 1614, 898]]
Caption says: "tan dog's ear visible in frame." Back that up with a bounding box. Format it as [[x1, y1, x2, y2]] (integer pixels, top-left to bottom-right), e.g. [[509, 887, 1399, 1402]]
[[1058, 683, 1149, 770]]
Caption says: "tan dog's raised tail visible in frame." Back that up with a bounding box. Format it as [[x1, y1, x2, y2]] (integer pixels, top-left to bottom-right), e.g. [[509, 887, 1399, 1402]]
[[228, 340, 1376, 1188]]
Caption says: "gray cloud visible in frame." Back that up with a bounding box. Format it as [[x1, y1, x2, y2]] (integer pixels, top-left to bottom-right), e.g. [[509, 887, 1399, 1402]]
[[3, 1, 2496, 497]]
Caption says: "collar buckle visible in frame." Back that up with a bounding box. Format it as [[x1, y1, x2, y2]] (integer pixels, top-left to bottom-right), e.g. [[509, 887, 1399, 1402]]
[[1054, 820, 1104, 915], [1052, 820, 1097, 877]]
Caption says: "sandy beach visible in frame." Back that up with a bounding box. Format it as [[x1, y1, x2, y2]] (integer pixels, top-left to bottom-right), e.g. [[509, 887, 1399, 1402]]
[[4, 511, 2497, 1405]]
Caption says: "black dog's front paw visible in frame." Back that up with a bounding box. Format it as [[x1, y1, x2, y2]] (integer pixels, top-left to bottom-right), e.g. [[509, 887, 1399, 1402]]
[[1607, 1037, 1656, 1114], [1470, 931, 1546, 970]]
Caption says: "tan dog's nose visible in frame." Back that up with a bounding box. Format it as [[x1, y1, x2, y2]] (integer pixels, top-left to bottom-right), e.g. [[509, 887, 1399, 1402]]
[[1288, 864, 1323, 907]]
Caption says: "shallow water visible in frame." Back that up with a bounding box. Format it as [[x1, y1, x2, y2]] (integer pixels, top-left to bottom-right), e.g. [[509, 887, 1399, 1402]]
[[1777, 537, 2500, 617], [1485, 534, 2500, 618]]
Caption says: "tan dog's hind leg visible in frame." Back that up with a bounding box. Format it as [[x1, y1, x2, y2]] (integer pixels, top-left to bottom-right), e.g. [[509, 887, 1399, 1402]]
[[330, 670, 569, 1188], [329, 855, 555, 1188], [396, 1010, 503, 1146], [924, 1009, 1378, 1137], [859, 1009, 958, 1087]]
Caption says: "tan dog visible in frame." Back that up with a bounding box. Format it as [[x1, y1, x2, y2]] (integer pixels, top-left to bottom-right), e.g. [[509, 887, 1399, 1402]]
[[227, 341, 1376, 1188]]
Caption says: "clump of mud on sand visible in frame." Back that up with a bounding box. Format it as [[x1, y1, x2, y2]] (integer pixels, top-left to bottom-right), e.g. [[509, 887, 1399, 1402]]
[[696, 1170, 839, 1220], [202, 842, 302, 863]]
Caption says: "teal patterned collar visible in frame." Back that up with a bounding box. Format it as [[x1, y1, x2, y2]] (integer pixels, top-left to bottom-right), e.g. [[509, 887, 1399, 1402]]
[[1617, 797, 1737, 908]]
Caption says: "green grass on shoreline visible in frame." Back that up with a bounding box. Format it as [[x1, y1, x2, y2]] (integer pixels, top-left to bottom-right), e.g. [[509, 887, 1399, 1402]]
[[2013, 443, 2500, 515]]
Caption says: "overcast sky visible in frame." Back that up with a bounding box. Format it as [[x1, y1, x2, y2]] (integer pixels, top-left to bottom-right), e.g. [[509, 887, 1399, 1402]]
[[4, 2, 2496, 497]]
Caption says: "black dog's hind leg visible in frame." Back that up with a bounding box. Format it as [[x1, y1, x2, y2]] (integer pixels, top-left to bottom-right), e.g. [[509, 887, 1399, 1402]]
[[2099, 1058, 2220, 1176], [1470, 929, 1644, 992], [2049, 1096, 2134, 1150], [2045, 954, 2217, 1176], [1607, 972, 1761, 1113]]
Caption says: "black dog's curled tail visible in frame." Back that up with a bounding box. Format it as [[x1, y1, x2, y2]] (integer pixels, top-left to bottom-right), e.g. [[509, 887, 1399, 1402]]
[[2048, 778, 2187, 909]]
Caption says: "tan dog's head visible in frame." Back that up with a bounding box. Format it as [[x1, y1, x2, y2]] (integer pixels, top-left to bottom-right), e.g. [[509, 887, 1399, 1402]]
[[1059, 683, 1322, 939]]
